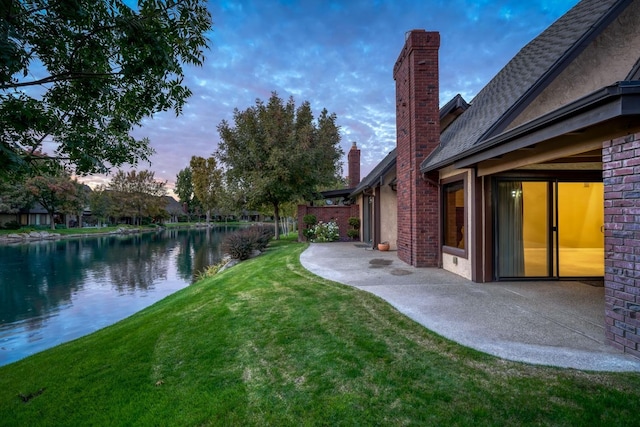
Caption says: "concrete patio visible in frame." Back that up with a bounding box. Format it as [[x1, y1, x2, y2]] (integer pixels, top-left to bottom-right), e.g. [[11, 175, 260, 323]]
[[300, 242, 640, 372]]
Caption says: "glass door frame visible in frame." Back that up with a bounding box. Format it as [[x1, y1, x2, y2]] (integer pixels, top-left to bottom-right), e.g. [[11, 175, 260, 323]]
[[493, 171, 603, 281]]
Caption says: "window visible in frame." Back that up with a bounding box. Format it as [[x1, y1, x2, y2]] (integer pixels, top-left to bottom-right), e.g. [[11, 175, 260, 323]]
[[443, 179, 466, 255]]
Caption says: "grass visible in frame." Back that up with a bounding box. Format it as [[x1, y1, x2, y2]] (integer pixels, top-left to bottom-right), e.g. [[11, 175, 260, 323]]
[[1, 237, 639, 425], [0, 224, 154, 236], [0, 221, 255, 235]]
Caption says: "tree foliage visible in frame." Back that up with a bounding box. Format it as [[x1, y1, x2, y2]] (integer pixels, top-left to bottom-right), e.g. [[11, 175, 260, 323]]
[[175, 166, 200, 220], [25, 172, 86, 230], [189, 156, 222, 223], [108, 169, 166, 225], [0, 0, 212, 179], [89, 185, 113, 227], [175, 167, 194, 205], [0, 179, 32, 214], [216, 92, 343, 239]]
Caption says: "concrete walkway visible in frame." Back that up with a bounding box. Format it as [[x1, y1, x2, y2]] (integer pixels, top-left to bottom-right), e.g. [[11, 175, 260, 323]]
[[300, 242, 640, 372]]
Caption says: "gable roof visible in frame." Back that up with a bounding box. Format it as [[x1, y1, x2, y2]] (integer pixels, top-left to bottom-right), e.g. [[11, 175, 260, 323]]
[[421, 0, 632, 172], [350, 148, 397, 197]]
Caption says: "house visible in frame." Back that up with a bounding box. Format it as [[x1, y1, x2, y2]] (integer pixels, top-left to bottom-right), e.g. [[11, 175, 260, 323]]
[[379, 0, 640, 356], [350, 94, 470, 250]]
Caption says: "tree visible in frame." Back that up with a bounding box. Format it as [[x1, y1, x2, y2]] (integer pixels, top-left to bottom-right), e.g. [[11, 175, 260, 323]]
[[108, 170, 166, 225], [25, 173, 84, 230], [175, 166, 196, 221], [89, 185, 114, 227], [189, 156, 222, 224], [0, 0, 212, 179], [216, 92, 343, 239], [0, 179, 32, 217], [61, 182, 89, 228], [216, 177, 243, 222]]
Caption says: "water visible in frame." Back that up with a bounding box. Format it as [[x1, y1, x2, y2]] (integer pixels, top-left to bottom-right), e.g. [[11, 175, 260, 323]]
[[0, 226, 238, 366]]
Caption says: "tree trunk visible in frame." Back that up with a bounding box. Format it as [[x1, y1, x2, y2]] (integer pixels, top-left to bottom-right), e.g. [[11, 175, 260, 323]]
[[274, 203, 280, 240], [49, 212, 56, 230], [206, 209, 211, 224]]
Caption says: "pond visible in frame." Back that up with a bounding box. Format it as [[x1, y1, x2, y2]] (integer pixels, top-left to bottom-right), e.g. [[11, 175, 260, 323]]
[[0, 226, 238, 366]]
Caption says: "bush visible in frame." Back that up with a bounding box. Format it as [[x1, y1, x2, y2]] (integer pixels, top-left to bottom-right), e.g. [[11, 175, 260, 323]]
[[222, 226, 275, 260], [303, 214, 317, 226], [222, 232, 254, 260], [2, 220, 20, 230], [311, 221, 339, 242], [303, 228, 315, 240], [243, 226, 275, 251], [347, 228, 359, 239], [348, 217, 361, 228]]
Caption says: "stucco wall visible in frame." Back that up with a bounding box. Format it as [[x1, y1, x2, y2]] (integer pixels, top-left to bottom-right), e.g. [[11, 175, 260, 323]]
[[380, 170, 398, 250], [508, 0, 640, 130]]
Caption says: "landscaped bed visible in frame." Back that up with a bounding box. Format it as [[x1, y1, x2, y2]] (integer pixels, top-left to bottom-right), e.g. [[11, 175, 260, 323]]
[[1, 236, 638, 425]]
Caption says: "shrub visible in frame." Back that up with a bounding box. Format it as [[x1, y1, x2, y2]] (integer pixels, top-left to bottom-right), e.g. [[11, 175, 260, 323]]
[[243, 226, 275, 251], [222, 232, 254, 260], [347, 228, 359, 239], [311, 221, 339, 242], [303, 214, 317, 226], [222, 226, 275, 260], [194, 258, 230, 281], [348, 217, 361, 228], [303, 228, 315, 240], [2, 220, 20, 230]]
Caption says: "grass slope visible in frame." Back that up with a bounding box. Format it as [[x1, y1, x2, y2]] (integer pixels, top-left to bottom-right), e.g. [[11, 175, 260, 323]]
[[1, 238, 639, 426]]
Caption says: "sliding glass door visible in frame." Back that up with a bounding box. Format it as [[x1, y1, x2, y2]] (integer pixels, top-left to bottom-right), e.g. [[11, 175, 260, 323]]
[[557, 183, 604, 277], [495, 179, 603, 279]]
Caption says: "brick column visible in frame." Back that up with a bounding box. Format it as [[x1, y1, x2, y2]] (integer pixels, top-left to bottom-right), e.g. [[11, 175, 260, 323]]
[[603, 133, 640, 358], [393, 30, 440, 267]]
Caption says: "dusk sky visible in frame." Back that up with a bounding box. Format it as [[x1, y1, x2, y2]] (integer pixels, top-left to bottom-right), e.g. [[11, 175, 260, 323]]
[[86, 0, 580, 195]]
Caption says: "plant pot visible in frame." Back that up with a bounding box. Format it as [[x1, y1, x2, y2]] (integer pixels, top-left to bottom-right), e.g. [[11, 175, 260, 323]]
[[378, 242, 390, 251]]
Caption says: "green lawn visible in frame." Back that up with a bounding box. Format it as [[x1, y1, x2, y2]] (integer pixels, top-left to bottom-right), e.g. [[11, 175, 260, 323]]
[[1, 237, 638, 426], [0, 224, 154, 236], [0, 221, 253, 236]]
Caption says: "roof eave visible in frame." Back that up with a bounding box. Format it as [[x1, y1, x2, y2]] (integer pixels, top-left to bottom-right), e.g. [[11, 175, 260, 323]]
[[421, 82, 640, 173]]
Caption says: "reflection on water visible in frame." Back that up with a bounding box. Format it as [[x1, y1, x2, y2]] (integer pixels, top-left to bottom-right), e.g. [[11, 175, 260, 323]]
[[0, 226, 238, 366]]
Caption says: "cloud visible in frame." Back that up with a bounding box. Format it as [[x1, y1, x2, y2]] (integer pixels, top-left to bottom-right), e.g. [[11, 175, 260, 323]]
[[84, 0, 579, 193]]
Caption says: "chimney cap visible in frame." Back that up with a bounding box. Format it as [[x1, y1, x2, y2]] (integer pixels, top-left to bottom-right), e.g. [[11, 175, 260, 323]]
[[351, 141, 358, 149]]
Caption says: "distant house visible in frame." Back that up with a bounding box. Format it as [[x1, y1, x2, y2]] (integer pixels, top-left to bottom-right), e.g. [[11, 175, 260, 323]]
[[366, 0, 640, 356], [164, 196, 183, 223]]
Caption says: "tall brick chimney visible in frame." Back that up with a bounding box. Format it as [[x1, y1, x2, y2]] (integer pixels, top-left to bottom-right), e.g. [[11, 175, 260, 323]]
[[394, 30, 440, 267], [347, 141, 361, 188]]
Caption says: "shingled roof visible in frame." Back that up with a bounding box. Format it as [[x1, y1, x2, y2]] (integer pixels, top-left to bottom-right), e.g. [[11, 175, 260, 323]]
[[349, 148, 397, 198], [421, 0, 632, 172]]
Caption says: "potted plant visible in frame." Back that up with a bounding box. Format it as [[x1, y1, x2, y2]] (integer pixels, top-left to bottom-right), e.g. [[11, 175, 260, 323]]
[[378, 241, 390, 251]]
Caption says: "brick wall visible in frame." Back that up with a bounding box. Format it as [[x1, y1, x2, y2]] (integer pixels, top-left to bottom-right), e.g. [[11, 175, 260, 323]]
[[393, 30, 441, 267], [603, 132, 640, 358], [298, 204, 359, 242]]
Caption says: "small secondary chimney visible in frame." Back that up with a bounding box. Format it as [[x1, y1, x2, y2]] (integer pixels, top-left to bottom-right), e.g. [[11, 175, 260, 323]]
[[347, 141, 361, 188]]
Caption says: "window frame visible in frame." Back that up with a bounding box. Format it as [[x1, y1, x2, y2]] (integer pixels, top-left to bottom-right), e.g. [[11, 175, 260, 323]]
[[441, 173, 468, 259]]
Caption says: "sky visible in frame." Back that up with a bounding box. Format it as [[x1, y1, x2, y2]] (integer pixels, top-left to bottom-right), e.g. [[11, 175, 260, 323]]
[[84, 0, 580, 195]]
